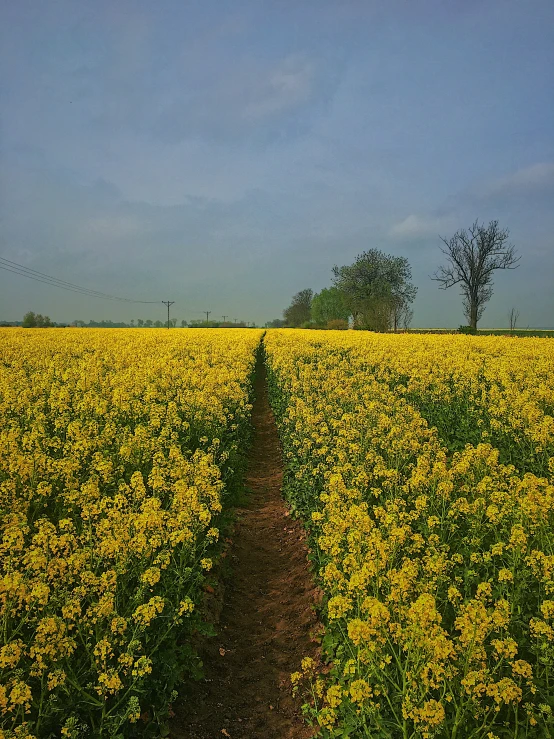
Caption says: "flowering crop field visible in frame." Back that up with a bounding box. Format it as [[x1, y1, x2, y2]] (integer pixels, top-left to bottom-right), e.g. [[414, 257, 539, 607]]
[[0, 328, 261, 738], [265, 330, 554, 739]]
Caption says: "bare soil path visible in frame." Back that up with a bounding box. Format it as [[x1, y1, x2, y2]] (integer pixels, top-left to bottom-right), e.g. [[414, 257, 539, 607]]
[[171, 358, 320, 739]]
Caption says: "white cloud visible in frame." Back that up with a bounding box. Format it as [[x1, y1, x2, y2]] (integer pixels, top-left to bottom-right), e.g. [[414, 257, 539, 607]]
[[481, 162, 554, 197], [389, 213, 455, 239]]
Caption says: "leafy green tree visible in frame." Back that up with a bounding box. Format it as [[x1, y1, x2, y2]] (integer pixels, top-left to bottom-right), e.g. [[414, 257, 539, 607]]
[[145, 319, 153, 327], [265, 318, 286, 328], [433, 219, 519, 330], [22, 311, 37, 327], [23, 312, 53, 327], [333, 250, 417, 331], [311, 287, 349, 326], [154, 320, 163, 328], [283, 289, 313, 327]]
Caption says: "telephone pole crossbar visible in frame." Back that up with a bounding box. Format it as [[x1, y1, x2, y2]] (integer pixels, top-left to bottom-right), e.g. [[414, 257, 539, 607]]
[[162, 300, 175, 329]]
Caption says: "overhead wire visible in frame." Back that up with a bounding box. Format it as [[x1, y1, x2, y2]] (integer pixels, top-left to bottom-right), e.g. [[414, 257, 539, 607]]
[[0, 256, 161, 304]]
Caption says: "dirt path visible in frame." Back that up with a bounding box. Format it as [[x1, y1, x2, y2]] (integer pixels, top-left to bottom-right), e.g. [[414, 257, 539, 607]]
[[171, 359, 320, 739]]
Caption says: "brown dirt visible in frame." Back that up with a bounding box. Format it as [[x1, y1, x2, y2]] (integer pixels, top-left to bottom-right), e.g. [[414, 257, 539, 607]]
[[170, 360, 321, 739]]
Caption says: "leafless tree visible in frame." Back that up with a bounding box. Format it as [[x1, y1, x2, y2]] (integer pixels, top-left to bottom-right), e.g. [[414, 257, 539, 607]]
[[432, 219, 520, 330], [509, 307, 520, 332]]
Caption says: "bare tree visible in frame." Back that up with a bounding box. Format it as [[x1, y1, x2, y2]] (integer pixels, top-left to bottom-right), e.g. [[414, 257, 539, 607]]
[[432, 219, 520, 330], [509, 307, 520, 332]]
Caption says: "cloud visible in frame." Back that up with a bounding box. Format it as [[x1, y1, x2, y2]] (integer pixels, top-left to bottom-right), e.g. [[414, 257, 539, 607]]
[[389, 162, 554, 244], [479, 162, 554, 197], [151, 53, 319, 143], [242, 55, 315, 120], [389, 213, 455, 240]]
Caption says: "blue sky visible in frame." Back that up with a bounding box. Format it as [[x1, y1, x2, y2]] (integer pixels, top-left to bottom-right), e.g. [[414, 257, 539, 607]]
[[1, 0, 553, 326]]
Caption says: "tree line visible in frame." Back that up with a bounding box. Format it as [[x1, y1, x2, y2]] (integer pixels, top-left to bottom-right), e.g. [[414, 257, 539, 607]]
[[17, 315, 254, 329], [15, 220, 520, 333], [279, 249, 417, 330], [277, 219, 519, 331]]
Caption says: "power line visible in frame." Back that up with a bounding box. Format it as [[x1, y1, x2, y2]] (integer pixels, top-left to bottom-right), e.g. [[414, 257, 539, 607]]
[[0, 263, 131, 302], [0, 257, 125, 299], [0, 263, 142, 303], [0, 256, 161, 304]]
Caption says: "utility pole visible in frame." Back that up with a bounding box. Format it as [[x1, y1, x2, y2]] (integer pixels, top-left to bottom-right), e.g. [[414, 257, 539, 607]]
[[205, 311, 211, 325], [162, 301, 175, 329], [222, 315, 228, 323]]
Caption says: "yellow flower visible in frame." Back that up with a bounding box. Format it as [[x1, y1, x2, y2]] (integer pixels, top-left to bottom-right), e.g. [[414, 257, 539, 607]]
[[349, 679, 372, 704], [97, 669, 123, 695], [47, 670, 66, 691], [8, 681, 33, 712], [141, 567, 161, 587], [0, 640, 24, 669], [511, 660, 533, 680], [132, 596, 165, 627], [178, 597, 195, 616], [326, 685, 343, 708], [327, 595, 352, 619], [132, 656, 152, 677]]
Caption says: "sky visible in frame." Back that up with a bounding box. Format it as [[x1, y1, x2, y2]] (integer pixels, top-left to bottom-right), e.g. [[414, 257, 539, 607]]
[[1, 0, 553, 327]]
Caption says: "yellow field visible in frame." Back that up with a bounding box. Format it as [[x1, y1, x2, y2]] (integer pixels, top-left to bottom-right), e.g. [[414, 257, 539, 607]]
[[2, 328, 553, 738], [0, 328, 261, 738], [265, 330, 554, 738]]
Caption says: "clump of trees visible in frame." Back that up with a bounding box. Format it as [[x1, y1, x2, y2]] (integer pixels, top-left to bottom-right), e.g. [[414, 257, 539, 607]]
[[19, 314, 257, 329], [433, 219, 519, 331], [311, 287, 350, 326], [22, 312, 55, 327], [281, 249, 417, 331], [279, 219, 520, 332], [283, 289, 313, 327], [333, 250, 416, 331]]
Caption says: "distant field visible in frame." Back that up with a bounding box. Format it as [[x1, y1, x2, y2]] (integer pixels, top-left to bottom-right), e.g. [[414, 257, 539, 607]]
[[408, 327, 554, 337]]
